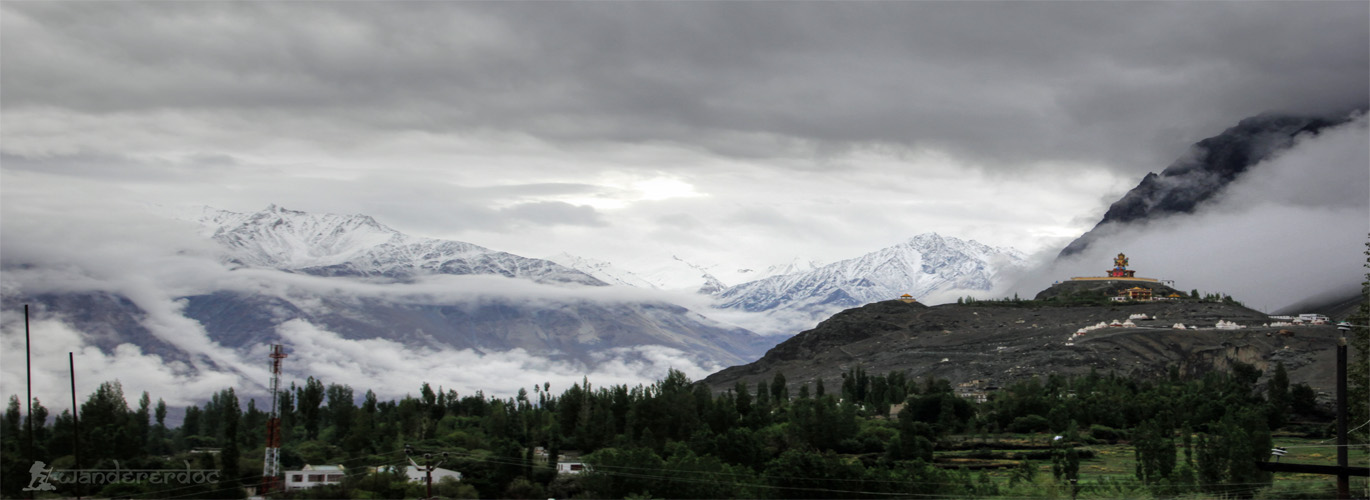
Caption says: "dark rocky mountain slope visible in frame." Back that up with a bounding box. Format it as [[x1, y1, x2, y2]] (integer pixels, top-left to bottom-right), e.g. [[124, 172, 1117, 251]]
[[703, 297, 1352, 396], [1059, 113, 1348, 258]]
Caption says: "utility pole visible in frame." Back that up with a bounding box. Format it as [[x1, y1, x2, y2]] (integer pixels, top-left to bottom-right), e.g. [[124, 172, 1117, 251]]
[[1336, 326, 1349, 499], [405, 445, 448, 500], [70, 353, 81, 500], [1256, 323, 1368, 495], [24, 305, 33, 500]]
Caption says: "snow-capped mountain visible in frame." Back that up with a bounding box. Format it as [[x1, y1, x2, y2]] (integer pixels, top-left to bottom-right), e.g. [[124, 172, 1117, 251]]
[[733, 257, 825, 282], [192, 205, 605, 285], [543, 253, 734, 294], [544, 253, 659, 288], [717, 233, 1027, 316], [632, 255, 731, 294]]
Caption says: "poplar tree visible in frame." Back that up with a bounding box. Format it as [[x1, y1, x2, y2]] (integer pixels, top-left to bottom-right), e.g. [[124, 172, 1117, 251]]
[[1267, 362, 1290, 429], [218, 389, 243, 496], [298, 377, 325, 440], [770, 372, 788, 404], [326, 383, 355, 438]]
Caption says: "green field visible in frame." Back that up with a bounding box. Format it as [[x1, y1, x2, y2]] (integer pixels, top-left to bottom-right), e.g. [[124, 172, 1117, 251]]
[[933, 434, 1369, 499]]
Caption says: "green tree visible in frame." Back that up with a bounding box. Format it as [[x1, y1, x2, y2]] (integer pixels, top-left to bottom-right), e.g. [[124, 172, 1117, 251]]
[[1290, 382, 1322, 418], [581, 447, 666, 499], [132, 391, 151, 449], [325, 383, 355, 439], [1133, 418, 1175, 484], [763, 449, 866, 499], [1195, 408, 1271, 496], [733, 381, 752, 422], [2, 396, 20, 451], [80, 381, 132, 463], [503, 476, 546, 499], [183, 405, 202, 441], [240, 398, 265, 448], [755, 379, 770, 412], [1, 396, 26, 498], [660, 446, 760, 498], [216, 388, 245, 498], [771, 372, 788, 405], [151, 397, 169, 454], [421, 382, 439, 422], [888, 406, 934, 462], [713, 427, 764, 470], [1267, 361, 1291, 429], [344, 390, 378, 456], [298, 376, 325, 440], [1051, 436, 1081, 483]]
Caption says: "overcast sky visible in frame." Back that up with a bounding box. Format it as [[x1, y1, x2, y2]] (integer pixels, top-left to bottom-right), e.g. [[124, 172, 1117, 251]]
[[3, 1, 1366, 272], [2, 2, 1368, 406]]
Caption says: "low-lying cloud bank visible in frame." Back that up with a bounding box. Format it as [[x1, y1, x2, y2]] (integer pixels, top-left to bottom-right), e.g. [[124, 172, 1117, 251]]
[[1013, 114, 1369, 312], [0, 202, 738, 415], [0, 310, 724, 420]]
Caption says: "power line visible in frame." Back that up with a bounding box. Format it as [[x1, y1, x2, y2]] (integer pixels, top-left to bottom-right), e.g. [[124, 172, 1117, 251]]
[[125, 448, 410, 499]]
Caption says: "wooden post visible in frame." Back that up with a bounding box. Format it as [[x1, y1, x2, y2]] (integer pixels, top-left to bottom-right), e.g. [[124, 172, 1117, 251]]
[[1255, 327, 1369, 491], [1337, 336, 1349, 499], [425, 463, 433, 500], [25, 305, 32, 500], [70, 352, 81, 500]]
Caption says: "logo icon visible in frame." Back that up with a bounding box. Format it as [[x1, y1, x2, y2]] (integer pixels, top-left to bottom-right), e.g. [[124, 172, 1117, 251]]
[[23, 461, 57, 492]]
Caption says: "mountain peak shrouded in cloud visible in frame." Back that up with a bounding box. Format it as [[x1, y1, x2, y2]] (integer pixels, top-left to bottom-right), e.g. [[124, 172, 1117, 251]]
[[189, 205, 608, 285], [1024, 112, 1369, 313], [544, 253, 659, 289], [746, 257, 825, 281], [1059, 112, 1354, 258], [1, 204, 780, 410]]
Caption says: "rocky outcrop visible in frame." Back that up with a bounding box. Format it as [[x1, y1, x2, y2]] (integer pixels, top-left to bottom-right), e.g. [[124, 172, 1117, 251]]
[[1032, 279, 1184, 301], [703, 299, 1352, 395]]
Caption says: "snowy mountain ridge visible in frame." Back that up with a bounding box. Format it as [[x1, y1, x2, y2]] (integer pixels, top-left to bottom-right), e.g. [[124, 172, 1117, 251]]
[[184, 206, 1026, 337], [189, 205, 606, 285], [717, 233, 1028, 315]]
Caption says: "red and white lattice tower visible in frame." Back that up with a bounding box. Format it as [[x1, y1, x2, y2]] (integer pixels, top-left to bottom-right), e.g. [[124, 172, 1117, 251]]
[[260, 344, 287, 494]]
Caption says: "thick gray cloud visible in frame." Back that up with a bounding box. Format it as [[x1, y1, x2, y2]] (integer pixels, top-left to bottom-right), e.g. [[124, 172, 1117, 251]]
[[3, 2, 1365, 173], [4, 2, 1364, 262], [1012, 115, 1369, 312]]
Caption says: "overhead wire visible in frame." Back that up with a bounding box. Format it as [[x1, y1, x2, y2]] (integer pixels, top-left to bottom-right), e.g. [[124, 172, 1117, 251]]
[[122, 447, 410, 499]]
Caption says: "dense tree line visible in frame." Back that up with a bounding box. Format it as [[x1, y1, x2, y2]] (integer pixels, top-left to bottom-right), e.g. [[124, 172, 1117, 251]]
[[6, 351, 1359, 499]]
